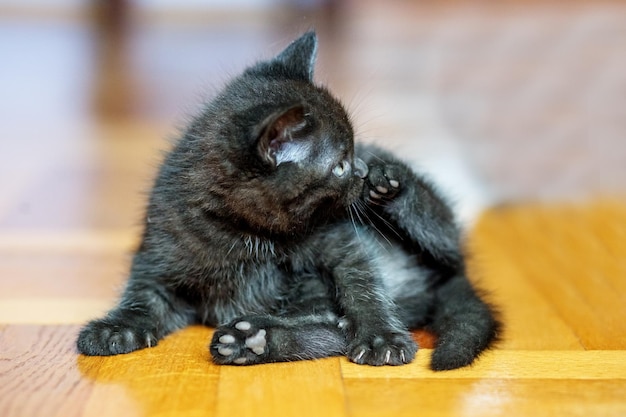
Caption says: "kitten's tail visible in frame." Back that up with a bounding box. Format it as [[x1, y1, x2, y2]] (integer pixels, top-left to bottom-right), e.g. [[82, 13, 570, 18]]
[[427, 274, 500, 371]]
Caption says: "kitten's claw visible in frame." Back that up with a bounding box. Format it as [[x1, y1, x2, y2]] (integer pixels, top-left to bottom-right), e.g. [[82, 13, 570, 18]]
[[347, 330, 417, 366], [369, 190, 383, 200]]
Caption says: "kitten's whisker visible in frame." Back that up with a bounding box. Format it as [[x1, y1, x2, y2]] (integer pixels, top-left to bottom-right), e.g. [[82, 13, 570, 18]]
[[226, 240, 238, 256], [351, 202, 367, 228], [358, 200, 404, 241], [365, 150, 386, 163], [348, 204, 362, 241], [354, 201, 393, 248]]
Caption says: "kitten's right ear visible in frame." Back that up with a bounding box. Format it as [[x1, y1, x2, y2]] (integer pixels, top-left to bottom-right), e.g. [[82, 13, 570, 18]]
[[256, 105, 313, 167]]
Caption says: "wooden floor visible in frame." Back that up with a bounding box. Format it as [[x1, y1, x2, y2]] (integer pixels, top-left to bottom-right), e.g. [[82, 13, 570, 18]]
[[1, 1, 626, 416]]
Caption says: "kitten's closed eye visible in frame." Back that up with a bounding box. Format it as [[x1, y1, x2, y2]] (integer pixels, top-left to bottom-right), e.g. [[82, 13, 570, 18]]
[[332, 160, 350, 177]]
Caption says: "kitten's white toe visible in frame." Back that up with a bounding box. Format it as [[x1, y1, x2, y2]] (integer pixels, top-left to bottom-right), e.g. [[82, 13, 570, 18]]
[[235, 321, 251, 331], [219, 334, 236, 344], [218, 347, 233, 356]]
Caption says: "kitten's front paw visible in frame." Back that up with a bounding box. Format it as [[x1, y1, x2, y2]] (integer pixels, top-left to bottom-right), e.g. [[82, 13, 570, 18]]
[[77, 319, 158, 356], [210, 319, 268, 365], [347, 330, 417, 366], [364, 164, 402, 202]]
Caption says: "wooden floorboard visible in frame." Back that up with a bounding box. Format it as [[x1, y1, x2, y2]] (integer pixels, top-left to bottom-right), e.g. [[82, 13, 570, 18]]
[[343, 379, 626, 417], [1, 1, 626, 416], [472, 202, 626, 350], [2, 324, 625, 417]]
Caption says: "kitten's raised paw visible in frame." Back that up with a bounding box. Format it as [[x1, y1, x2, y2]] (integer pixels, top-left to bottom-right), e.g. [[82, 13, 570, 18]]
[[210, 320, 268, 365], [365, 164, 402, 202], [347, 330, 417, 366], [77, 320, 158, 356]]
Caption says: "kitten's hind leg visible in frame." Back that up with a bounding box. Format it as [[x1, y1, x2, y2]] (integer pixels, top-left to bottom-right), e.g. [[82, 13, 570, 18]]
[[77, 281, 193, 356], [210, 313, 346, 365], [211, 275, 346, 365]]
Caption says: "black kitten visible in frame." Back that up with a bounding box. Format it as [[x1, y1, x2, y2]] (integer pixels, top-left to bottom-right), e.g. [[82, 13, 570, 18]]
[[77, 32, 499, 370]]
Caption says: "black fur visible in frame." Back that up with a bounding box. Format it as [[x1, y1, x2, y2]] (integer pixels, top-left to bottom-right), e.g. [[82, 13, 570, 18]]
[[77, 32, 499, 370]]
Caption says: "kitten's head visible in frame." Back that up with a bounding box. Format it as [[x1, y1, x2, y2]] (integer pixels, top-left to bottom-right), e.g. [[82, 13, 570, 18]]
[[183, 32, 367, 235]]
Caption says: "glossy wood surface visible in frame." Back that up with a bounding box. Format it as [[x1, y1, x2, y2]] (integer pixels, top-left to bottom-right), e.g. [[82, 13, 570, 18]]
[[1, 1, 625, 416]]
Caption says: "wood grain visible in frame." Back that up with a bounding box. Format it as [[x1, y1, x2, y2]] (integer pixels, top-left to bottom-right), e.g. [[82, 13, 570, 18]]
[[216, 359, 346, 417], [0, 326, 93, 417], [471, 201, 626, 350], [78, 326, 219, 417], [344, 379, 626, 417], [2, 325, 626, 417], [341, 350, 626, 380]]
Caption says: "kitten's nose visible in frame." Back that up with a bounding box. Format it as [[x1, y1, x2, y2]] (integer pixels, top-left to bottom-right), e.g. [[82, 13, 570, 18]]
[[353, 157, 368, 178]]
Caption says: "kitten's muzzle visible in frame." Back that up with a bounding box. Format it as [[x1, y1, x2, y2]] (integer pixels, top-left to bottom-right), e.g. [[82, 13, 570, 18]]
[[353, 157, 368, 179]]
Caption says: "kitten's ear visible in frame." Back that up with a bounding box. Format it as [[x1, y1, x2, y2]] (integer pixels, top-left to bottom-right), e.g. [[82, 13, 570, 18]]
[[257, 105, 312, 167], [273, 31, 318, 81]]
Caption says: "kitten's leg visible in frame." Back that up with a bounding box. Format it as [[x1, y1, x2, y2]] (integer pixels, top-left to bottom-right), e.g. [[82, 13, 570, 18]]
[[356, 144, 499, 370], [210, 313, 345, 365], [211, 277, 346, 365], [312, 228, 418, 366], [356, 144, 462, 269], [210, 225, 416, 366], [77, 278, 193, 356], [332, 255, 418, 366]]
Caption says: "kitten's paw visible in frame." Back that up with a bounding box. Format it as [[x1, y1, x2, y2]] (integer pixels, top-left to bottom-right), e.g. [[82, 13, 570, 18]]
[[364, 164, 402, 202], [210, 320, 268, 365], [347, 331, 417, 366], [76, 320, 158, 356]]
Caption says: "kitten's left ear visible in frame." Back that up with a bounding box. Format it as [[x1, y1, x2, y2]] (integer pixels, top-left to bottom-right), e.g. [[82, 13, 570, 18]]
[[275, 31, 318, 81], [257, 105, 313, 167]]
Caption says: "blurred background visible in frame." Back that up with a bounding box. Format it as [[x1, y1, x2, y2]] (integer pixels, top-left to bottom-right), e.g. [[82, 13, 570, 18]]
[[1, 0, 625, 234]]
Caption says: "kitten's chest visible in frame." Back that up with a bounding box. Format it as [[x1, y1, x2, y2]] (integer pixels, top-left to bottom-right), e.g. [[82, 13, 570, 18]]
[[191, 234, 318, 325], [197, 260, 288, 326]]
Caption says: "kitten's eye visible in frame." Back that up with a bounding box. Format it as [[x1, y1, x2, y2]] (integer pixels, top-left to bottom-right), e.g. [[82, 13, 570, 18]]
[[332, 160, 351, 177]]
